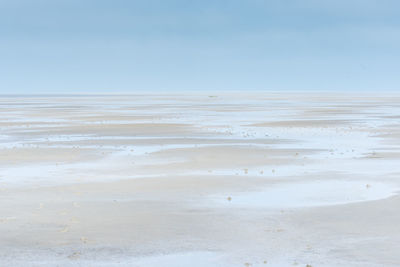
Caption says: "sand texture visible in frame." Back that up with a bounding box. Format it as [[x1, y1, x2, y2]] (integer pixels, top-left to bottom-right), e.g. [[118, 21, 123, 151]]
[[1, 93, 400, 266]]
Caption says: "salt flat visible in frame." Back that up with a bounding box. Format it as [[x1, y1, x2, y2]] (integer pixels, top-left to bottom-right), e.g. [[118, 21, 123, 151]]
[[1, 93, 400, 266]]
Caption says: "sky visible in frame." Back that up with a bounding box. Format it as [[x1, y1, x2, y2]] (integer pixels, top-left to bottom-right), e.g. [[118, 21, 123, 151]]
[[0, 0, 399, 93]]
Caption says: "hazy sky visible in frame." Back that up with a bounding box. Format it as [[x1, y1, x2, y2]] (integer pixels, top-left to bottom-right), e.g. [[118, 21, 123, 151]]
[[1, 0, 399, 93]]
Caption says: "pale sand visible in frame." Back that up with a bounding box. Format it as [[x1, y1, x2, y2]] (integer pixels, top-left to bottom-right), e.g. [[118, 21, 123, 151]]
[[1, 93, 400, 266]]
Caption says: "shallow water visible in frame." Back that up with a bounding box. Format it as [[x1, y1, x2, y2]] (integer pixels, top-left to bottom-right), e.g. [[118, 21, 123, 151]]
[[213, 180, 398, 208]]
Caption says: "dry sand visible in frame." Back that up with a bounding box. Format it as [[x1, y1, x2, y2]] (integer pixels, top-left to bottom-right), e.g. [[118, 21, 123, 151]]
[[1, 93, 400, 266]]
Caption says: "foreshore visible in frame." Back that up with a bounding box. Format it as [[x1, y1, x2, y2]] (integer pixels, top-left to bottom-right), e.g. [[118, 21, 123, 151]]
[[1, 93, 400, 266]]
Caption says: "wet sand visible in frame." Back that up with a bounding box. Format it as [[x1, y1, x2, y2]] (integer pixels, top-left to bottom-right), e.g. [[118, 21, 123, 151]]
[[1, 93, 400, 266]]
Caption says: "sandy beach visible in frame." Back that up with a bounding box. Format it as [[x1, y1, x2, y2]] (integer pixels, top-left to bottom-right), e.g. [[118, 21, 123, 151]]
[[1, 93, 400, 266]]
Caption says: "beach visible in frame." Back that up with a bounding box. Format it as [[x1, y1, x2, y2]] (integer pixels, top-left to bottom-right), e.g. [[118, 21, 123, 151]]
[[1, 93, 400, 266]]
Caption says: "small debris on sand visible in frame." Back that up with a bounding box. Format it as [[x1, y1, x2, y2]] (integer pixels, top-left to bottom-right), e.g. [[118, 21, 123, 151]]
[[68, 251, 81, 259], [227, 196, 232, 201], [59, 226, 69, 233], [0, 217, 16, 223], [70, 217, 80, 224], [244, 263, 252, 267]]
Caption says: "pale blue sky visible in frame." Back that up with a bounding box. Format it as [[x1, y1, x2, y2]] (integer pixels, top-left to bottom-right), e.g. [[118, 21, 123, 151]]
[[1, 0, 399, 93]]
